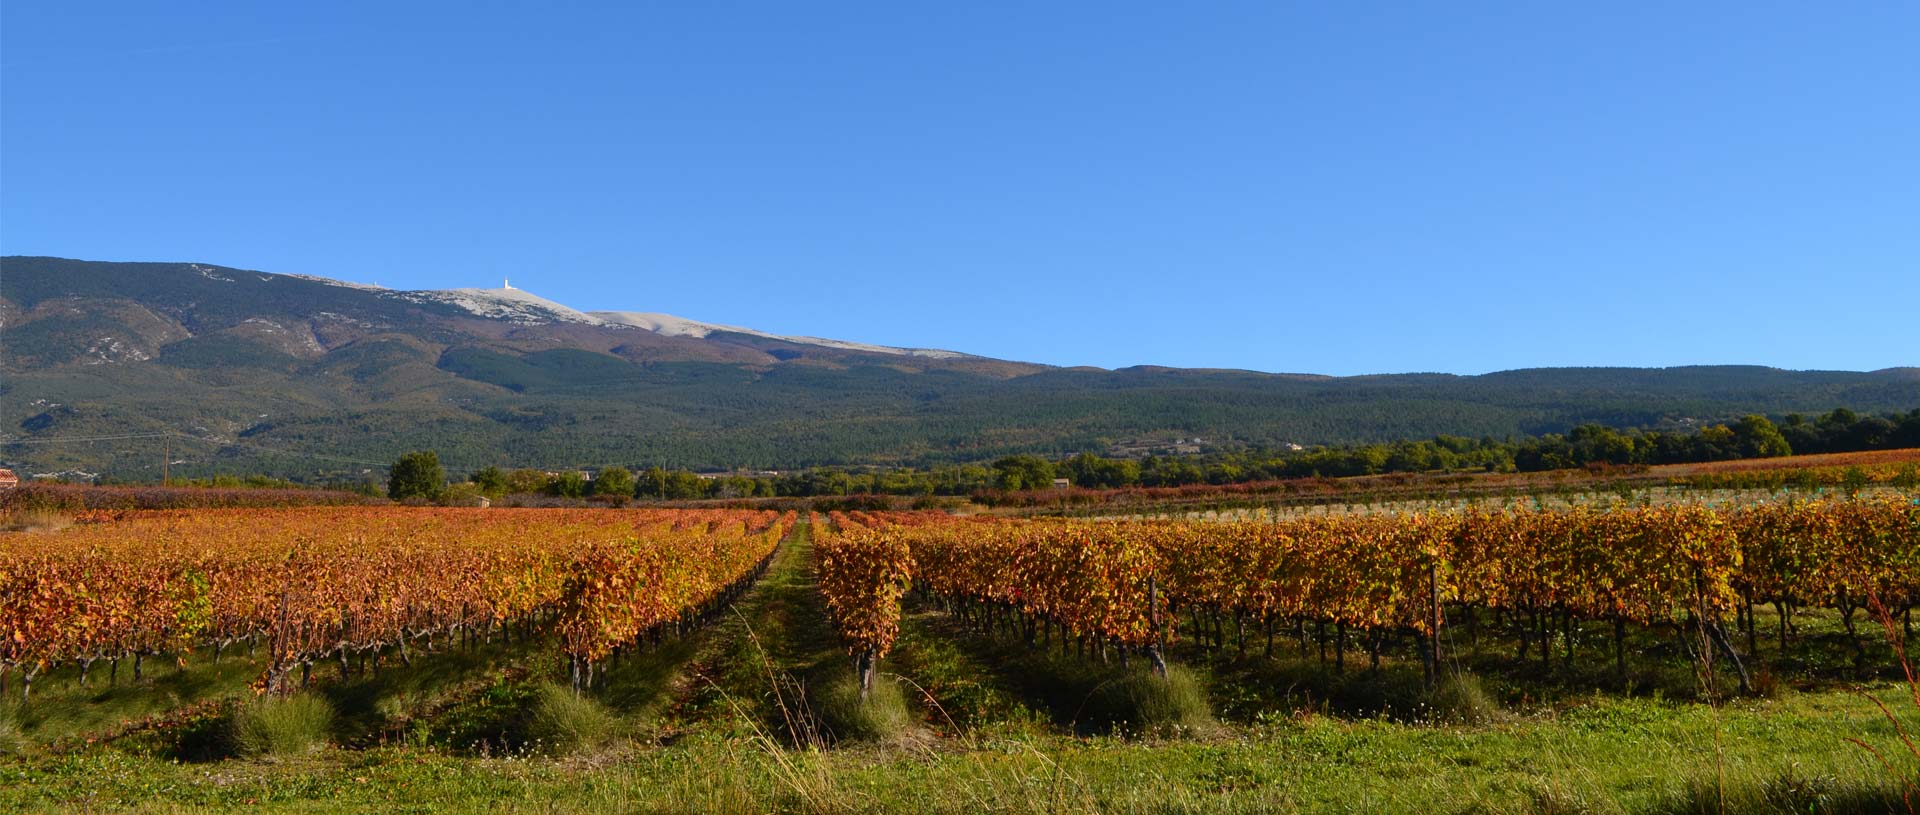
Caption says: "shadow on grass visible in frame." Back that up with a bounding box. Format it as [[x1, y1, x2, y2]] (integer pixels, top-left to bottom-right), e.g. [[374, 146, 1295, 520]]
[[9, 651, 266, 754], [901, 596, 1213, 736], [1176, 606, 1898, 721], [313, 635, 554, 751]]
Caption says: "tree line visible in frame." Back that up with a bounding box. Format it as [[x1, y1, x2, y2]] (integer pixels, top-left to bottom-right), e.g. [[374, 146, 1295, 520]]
[[386, 407, 1919, 502]]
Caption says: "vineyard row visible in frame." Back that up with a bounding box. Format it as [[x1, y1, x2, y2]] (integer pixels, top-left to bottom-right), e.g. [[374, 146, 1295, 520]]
[[815, 499, 1919, 688], [0, 507, 794, 698]]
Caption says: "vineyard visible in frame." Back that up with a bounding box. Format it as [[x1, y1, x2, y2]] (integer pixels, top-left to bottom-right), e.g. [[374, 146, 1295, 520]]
[[1, 501, 1915, 813], [994, 447, 1920, 517], [817, 498, 1920, 694], [0, 507, 792, 700]]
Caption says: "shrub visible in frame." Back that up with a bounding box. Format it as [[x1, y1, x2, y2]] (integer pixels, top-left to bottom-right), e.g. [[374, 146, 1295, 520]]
[[1103, 665, 1214, 735], [1, 508, 72, 534], [1050, 663, 1214, 736], [1424, 671, 1501, 725], [527, 683, 620, 754], [442, 482, 487, 507], [812, 671, 912, 744], [230, 694, 334, 758]]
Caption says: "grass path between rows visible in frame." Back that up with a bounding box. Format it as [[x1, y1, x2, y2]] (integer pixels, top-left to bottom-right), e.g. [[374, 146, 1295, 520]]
[[667, 521, 926, 747]]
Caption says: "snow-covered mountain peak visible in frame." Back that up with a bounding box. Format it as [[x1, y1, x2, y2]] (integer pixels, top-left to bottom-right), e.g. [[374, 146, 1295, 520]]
[[591, 311, 751, 338], [397, 286, 605, 326], [590, 311, 966, 358], [338, 275, 970, 358], [284, 273, 388, 291]]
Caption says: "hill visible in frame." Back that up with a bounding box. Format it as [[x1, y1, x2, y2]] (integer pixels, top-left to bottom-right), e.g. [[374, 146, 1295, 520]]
[[2, 256, 1915, 480]]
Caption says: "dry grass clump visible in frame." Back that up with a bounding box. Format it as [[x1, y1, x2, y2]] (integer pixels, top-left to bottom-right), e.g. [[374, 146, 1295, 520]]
[[230, 693, 334, 759], [1425, 671, 1503, 725], [1, 509, 73, 534], [527, 683, 623, 755], [811, 671, 914, 743]]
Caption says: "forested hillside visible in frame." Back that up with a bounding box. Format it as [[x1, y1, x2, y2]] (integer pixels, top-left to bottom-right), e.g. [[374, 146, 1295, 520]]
[[3, 256, 1916, 480]]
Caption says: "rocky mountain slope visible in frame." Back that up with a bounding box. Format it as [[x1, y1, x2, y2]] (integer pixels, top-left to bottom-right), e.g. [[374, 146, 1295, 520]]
[[3, 256, 1915, 480]]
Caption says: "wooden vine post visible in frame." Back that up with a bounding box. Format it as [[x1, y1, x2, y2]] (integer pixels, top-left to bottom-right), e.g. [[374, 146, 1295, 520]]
[[1425, 560, 1441, 687], [1146, 576, 1169, 680], [857, 648, 877, 699]]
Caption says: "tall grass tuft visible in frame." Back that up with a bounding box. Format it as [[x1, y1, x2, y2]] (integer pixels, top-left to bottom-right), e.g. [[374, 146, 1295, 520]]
[[527, 683, 622, 755], [1, 509, 72, 534], [229, 693, 334, 759], [1425, 671, 1502, 725], [1090, 664, 1213, 736], [1523, 781, 1607, 815], [812, 671, 912, 743], [1846, 593, 1920, 814], [720, 614, 850, 814], [1645, 766, 1908, 815], [0, 702, 27, 757]]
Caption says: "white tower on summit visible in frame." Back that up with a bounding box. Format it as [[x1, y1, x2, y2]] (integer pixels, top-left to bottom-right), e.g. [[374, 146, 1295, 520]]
[[503, 278, 513, 290]]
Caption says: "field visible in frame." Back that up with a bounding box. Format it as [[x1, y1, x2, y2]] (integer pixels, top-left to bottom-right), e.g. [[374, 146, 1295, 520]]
[[1103, 485, 1917, 523], [988, 447, 1920, 516], [2, 498, 1917, 813]]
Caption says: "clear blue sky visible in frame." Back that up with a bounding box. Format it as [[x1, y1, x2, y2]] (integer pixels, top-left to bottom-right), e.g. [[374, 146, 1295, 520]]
[[3, 2, 1915, 376]]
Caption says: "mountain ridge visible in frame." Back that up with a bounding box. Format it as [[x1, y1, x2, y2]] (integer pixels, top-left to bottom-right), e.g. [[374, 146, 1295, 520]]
[[27, 257, 983, 362], [3, 255, 1915, 480]]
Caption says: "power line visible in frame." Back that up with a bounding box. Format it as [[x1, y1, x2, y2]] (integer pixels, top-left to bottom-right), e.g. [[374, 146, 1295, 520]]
[[0, 430, 391, 468], [0, 432, 175, 444], [206, 437, 390, 467], [2, 430, 517, 475]]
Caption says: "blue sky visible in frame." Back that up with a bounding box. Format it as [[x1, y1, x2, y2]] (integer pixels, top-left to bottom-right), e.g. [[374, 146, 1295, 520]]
[[3, 2, 1915, 375]]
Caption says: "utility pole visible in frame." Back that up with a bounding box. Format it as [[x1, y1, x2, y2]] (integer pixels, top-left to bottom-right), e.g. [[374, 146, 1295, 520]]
[[162, 436, 170, 486]]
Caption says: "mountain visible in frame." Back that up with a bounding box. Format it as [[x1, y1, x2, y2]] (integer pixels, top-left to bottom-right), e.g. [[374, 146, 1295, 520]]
[[3, 256, 1916, 481], [388, 284, 970, 359]]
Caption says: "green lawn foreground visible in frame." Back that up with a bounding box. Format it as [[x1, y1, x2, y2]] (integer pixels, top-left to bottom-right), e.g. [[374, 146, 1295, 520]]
[[4, 688, 1908, 814]]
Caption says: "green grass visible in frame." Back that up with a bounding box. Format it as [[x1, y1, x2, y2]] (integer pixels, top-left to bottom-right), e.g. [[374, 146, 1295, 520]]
[[0, 702, 27, 757], [1104, 664, 1215, 736], [1, 688, 1910, 813], [897, 593, 1216, 736], [1175, 602, 1909, 728], [3, 648, 267, 753], [677, 525, 918, 747], [887, 604, 1050, 738]]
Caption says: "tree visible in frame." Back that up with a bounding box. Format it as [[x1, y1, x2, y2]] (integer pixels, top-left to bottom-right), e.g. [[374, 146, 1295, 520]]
[[1569, 424, 1637, 465], [470, 466, 510, 497], [547, 471, 588, 498], [594, 466, 635, 498], [1695, 424, 1740, 460], [1731, 415, 1792, 459], [631, 467, 668, 499], [711, 475, 758, 498], [1896, 410, 1920, 448], [389, 451, 446, 501], [991, 455, 1055, 491], [506, 468, 550, 494], [663, 470, 708, 500]]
